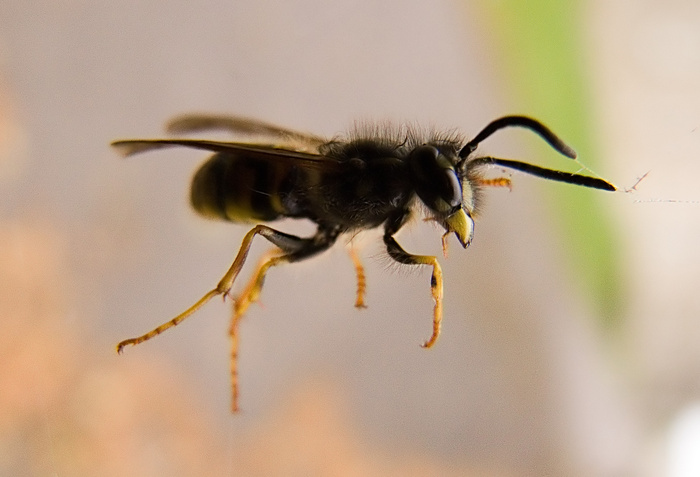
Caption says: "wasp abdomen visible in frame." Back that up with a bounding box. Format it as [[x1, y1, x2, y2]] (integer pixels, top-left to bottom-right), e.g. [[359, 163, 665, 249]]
[[190, 153, 296, 223]]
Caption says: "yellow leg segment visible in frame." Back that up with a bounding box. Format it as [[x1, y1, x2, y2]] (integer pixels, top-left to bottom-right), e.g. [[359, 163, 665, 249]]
[[228, 251, 289, 412], [477, 177, 512, 190], [348, 246, 367, 309], [384, 230, 445, 349], [116, 224, 276, 354], [417, 256, 443, 348]]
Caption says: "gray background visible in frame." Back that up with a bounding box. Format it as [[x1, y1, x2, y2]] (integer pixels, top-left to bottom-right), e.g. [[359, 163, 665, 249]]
[[1, 1, 700, 476]]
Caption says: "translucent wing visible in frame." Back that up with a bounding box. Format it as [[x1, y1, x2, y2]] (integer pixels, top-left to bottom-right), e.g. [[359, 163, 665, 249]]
[[165, 114, 326, 152], [111, 138, 343, 171]]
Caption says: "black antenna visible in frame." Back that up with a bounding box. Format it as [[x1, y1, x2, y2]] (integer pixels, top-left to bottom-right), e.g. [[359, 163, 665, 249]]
[[459, 115, 577, 160], [458, 116, 616, 191], [469, 157, 616, 191]]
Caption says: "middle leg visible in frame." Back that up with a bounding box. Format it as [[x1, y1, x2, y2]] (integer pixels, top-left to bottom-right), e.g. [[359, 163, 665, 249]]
[[383, 234, 444, 349], [348, 245, 367, 309]]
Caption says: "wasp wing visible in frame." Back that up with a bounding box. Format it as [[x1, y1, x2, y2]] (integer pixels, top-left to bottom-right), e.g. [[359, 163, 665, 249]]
[[110, 138, 343, 171], [165, 114, 326, 152]]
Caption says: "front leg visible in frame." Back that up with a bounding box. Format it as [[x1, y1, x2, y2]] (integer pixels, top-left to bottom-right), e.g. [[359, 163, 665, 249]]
[[383, 212, 444, 348]]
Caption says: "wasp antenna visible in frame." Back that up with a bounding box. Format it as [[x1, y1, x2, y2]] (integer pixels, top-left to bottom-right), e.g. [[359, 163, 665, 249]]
[[470, 157, 616, 191], [459, 116, 577, 160]]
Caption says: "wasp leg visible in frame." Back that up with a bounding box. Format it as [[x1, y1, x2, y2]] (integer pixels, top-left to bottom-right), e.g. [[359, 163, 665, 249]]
[[384, 212, 444, 348], [116, 224, 316, 353], [348, 246, 367, 309], [227, 225, 342, 412], [229, 250, 286, 412], [476, 177, 512, 190]]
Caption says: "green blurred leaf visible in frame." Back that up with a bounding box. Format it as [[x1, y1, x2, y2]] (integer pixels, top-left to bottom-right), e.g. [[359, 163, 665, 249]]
[[471, 0, 623, 326]]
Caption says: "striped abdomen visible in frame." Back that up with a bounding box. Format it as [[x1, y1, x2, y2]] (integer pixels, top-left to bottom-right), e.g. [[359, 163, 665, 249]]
[[190, 153, 301, 223]]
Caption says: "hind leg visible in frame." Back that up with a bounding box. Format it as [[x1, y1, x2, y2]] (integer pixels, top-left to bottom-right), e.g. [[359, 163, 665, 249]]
[[227, 225, 341, 412]]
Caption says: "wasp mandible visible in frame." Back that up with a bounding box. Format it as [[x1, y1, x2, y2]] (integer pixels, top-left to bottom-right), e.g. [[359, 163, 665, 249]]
[[113, 114, 616, 411]]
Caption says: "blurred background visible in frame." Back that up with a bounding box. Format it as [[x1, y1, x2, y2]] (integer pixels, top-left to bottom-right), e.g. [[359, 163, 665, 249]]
[[1, 0, 699, 475]]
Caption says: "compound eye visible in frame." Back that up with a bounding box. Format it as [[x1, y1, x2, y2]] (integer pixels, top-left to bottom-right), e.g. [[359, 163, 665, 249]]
[[443, 168, 462, 210], [409, 145, 463, 214]]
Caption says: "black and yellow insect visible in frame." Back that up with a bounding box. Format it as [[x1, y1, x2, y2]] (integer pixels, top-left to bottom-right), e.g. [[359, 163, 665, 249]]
[[113, 114, 616, 411]]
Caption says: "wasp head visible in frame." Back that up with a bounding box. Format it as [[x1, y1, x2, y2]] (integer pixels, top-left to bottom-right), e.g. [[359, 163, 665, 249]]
[[407, 145, 474, 248]]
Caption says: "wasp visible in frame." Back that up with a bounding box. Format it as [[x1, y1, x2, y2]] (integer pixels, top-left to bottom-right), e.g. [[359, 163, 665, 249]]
[[113, 114, 616, 411]]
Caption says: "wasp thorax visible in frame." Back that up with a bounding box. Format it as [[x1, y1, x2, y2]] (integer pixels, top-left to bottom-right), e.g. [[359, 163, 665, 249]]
[[407, 145, 463, 216]]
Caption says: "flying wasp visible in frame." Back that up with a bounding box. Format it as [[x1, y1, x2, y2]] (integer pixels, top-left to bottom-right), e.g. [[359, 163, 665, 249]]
[[113, 114, 616, 411]]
